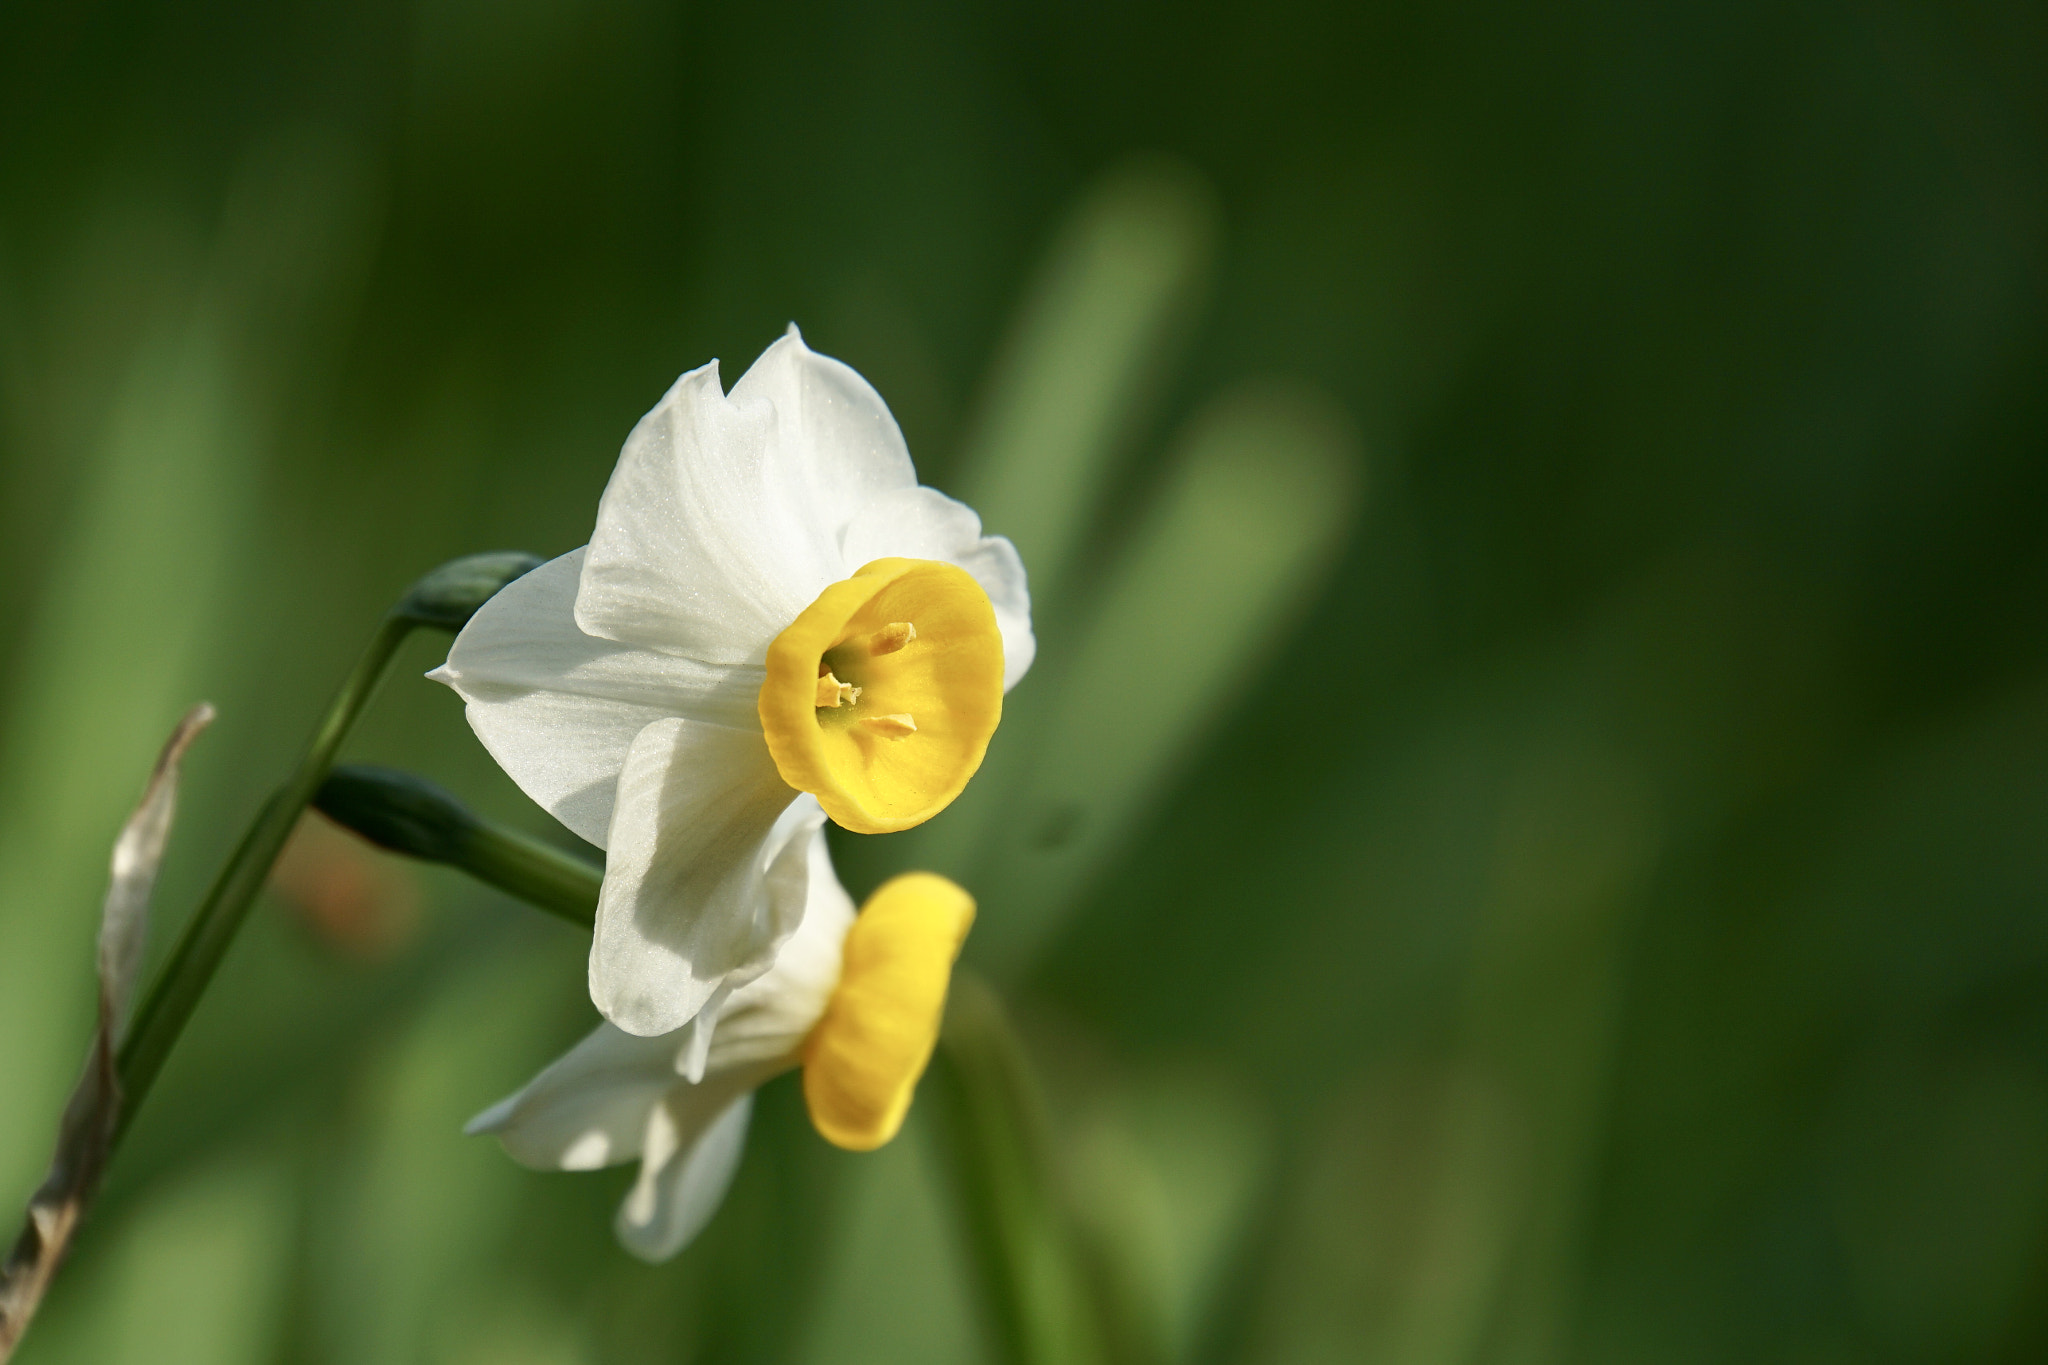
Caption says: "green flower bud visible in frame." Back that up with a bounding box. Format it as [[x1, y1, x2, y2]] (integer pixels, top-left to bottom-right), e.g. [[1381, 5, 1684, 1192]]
[[393, 551, 546, 632], [315, 765, 600, 927], [314, 764, 480, 864]]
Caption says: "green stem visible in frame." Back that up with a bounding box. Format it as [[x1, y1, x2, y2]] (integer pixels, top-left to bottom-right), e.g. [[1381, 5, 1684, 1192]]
[[113, 550, 542, 1141], [312, 763, 600, 927], [925, 974, 1106, 1365], [113, 614, 412, 1132], [452, 821, 601, 927]]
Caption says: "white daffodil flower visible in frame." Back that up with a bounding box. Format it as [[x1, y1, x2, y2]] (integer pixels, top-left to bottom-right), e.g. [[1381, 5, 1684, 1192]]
[[468, 807, 974, 1262], [431, 326, 1031, 1036]]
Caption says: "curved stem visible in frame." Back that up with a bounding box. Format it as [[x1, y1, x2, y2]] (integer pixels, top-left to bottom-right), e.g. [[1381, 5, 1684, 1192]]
[[113, 613, 414, 1133], [926, 974, 1107, 1365], [111, 551, 542, 1131]]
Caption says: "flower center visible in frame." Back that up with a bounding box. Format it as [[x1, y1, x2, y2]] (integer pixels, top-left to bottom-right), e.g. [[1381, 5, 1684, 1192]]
[[759, 558, 1005, 834], [802, 872, 974, 1151]]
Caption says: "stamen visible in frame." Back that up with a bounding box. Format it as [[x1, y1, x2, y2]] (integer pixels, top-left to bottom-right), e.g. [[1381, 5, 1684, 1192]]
[[870, 621, 917, 656], [815, 672, 860, 708], [861, 713, 918, 738]]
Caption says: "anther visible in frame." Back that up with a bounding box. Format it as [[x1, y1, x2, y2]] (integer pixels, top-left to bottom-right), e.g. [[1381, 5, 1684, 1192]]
[[815, 672, 860, 708], [869, 621, 917, 656], [861, 713, 918, 738]]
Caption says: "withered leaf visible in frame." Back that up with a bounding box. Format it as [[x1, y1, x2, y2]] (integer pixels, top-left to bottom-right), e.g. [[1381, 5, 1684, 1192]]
[[0, 702, 213, 1360]]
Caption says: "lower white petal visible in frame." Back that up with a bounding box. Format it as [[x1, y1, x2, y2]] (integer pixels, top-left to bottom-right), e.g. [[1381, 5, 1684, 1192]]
[[591, 718, 821, 1036], [705, 814, 857, 1072], [841, 485, 1037, 689], [616, 1090, 756, 1263], [465, 1023, 681, 1171], [671, 982, 734, 1085], [433, 548, 764, 847]]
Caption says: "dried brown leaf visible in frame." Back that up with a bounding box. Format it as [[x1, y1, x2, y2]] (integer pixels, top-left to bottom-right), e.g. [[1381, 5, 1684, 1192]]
[[0, 702, 214, 1360]]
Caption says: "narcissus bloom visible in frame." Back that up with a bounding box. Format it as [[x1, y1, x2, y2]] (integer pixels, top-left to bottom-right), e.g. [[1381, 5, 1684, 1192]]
[[432, 327, 1031, 1035], [468, 808, 974, 1262]]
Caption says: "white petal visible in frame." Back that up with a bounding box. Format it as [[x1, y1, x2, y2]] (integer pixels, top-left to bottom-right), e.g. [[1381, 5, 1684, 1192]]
[[670, 983, 733, 1085], [432, 548, 764, 846], [616, 1090, 756, 1263], [841, 485, 1037, 690], [576, 332, 1028, 686], [729, 325, 918, 528], [575, 359, 846, 664], [465, 1022, 681, 1171], [590, 718, 821, 1036], [705, 808, 857, 1071], [950, 533, 1036, 692]]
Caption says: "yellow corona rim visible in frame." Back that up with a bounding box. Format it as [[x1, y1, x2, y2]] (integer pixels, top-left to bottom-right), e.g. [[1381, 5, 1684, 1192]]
[[758, 558, 1004, 834], [802, 872, 975, 1151]]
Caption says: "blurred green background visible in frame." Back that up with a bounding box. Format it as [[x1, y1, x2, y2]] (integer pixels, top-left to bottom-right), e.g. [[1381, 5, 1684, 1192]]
[[3, 1, 2046, 1362]]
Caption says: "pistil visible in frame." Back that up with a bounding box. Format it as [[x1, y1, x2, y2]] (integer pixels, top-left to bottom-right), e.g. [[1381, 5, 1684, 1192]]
[[815, 672, 860, 708]]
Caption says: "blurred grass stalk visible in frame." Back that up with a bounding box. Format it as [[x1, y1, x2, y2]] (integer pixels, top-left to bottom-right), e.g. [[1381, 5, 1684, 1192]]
[[953, 157, 1217, 606], [967, 382, 1361, 971], [0, 127, 382, 1364], [838, 157, 1362, 1365], [0, 126, 377, 1215], [899, 159, 1363, 979], [1449, 739, 1660, 1365], [926, 976, 1104, 1365], [927, 152, 1676, 1365]]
